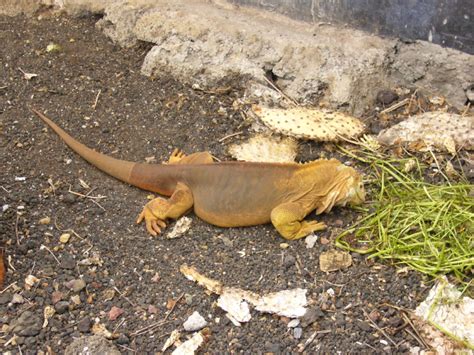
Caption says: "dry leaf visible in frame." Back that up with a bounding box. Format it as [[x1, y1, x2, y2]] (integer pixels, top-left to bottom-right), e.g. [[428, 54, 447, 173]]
[[25, 275, 40, 290], [91, 323, 117, 339], [42, 306, 55, 328], [166, 298, 178, 310]]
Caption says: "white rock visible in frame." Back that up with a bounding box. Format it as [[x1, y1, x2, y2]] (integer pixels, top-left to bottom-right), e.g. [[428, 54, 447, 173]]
[[287, 319, 300, 328], [183, 311, 207, 332], [305, 234, 318, 249]]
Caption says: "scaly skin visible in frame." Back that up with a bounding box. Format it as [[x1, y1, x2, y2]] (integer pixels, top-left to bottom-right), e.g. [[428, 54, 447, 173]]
[[32, 108, 365, 240]]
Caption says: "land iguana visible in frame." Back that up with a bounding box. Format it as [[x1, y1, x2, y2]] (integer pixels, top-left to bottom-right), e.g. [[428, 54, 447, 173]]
[[32, 108, 365, 240]]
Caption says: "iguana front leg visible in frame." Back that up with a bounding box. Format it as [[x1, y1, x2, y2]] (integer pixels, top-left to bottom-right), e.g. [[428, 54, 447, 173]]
[[166, 149, 214, 165], [137, 182, 193, 236], [271, 202, 326, 240]]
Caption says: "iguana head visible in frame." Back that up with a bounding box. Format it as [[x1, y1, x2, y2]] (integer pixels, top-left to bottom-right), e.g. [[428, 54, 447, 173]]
[[315, 164, 365, 214], [335, 166, 365, 207]]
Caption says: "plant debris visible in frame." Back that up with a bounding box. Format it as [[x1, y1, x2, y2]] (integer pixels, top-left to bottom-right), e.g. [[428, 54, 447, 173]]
[[377, 111, 473, 152], [319, 249, 352, 272], [252, 105, 365, 141], [228, 134, 297, 162]]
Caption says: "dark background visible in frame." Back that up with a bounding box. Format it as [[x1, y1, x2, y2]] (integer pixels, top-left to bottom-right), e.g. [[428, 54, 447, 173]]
[[232, 0, 474, 54]]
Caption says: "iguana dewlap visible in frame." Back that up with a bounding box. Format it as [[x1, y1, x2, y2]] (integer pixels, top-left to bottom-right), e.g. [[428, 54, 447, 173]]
[[32, 109, 365, 240]]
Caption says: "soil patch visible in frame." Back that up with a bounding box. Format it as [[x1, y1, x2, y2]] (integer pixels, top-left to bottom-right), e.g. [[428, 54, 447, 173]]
[[1, 14, 429, 353]]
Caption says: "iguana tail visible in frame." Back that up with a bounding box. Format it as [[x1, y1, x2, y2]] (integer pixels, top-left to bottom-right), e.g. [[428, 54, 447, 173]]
[[32, 108, 183, 196], [32, 108, 136, 184]]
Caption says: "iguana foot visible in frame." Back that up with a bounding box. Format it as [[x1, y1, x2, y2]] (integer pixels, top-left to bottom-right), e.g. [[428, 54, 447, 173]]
[[136, 182, 194, 236], [271, 202, 327, 240], [166, 148, 186, 164], [136, 200, 168, 236]]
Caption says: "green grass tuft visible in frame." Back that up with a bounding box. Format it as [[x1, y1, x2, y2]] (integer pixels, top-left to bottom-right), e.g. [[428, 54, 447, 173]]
[[336, 145, 474, 284]]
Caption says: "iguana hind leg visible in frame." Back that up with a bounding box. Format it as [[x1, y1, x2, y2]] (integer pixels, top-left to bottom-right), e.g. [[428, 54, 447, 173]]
[[137, 182, 193, 236], [271, 202, 326, 240], [167, 149, 214, 164]]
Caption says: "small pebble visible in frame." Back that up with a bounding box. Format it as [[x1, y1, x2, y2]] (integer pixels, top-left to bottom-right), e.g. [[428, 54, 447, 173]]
[[183, 311, 207, 332], [376, 89, 399, 106], [305, 234, 318, 249], [55, 301, 70, 314], [293, 327, 303, 339], [287, 319, 300, 328], [77, 317, 91, 333], [65, 279, 86, 292], [59, 233, 71, 244]]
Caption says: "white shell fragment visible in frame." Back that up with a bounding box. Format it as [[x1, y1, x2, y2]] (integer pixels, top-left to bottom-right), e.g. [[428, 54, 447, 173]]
[[252, 105, 365, 141], [180, 264, 308, 324], [228, 134, 297, 163], [162, 329, 181, 352], [217, 292, 252, 324], [377, 111, 474, 152], [253, 289, 307, 318], [415, 277, 474, 348], [172, 331, 207, 355]]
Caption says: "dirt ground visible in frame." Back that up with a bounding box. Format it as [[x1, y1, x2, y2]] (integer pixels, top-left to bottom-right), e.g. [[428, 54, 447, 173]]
[[1, 14, 430, 354]]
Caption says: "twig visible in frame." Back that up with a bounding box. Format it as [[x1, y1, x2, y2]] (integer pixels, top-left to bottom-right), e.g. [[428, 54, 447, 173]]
[[406, 89, 419, 114], [1, 281, 18, 294], [117, 344, 136, 353], [362, 309, 397, 347], [130, 321, 170, 337], [428, 149, 451, 185], [401, 312, 430, 349], [130, 320, 170, 337], [15, 213, 20, 245], [40, 244, 60, 264], [92, 89, 102, 110], [0, 85, 7, 90], [297, 329, 330, 352], [164, 293, 184, 321], [68, 186, 106, 200], [461, 102, 471, 116], [47, 179, 57, 196], [1, 185, 11, 193], [262, 76, 299, 106], [54, 218, 86, 241], [218, 131, 243, 143], [380, 98, 410, 114], [7, 255, 17, 272], [113, 286, 136, 307], [68, 185, 106, 211], [361, 342, 377, 351], [113, 318, 126, 333]]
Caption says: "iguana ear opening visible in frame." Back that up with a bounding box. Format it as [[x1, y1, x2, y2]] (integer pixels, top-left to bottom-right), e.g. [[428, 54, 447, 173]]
[[316, 190, 339, 214]]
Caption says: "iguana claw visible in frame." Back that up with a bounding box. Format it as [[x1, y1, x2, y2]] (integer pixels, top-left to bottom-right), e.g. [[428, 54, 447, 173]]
[[168, 148, 186, 164], [137, 205, 167, 236]]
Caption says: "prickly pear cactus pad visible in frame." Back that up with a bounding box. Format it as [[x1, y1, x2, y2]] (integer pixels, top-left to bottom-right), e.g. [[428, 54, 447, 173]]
[[377, 112, 474, 152], [228, 135, 297, 163], [252, 105, 365, 141]]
